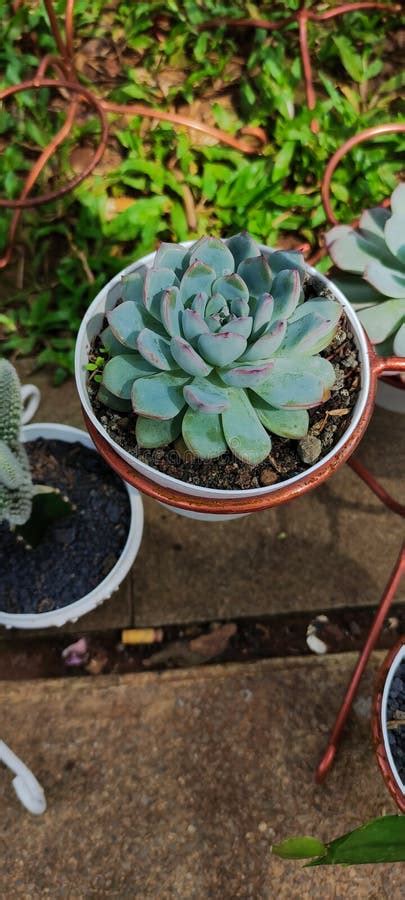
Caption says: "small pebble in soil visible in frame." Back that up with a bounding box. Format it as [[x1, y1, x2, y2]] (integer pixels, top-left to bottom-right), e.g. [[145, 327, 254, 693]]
[[386, 660, 405, 785], [297, 435, 322, 465], [0, 439, 131, 615]]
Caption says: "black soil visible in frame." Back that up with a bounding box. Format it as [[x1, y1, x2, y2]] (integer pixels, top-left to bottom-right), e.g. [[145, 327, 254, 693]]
[[89, 275, 361, 490], [0, 439, 131, 615], [386, 659, 405, 785]]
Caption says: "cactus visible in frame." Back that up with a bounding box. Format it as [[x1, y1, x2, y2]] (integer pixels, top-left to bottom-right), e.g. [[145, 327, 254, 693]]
[[0, 359, 33, 526], [100, 233, 342, 465], [0, 359, 72, 546], [325, 182, 405, 358]]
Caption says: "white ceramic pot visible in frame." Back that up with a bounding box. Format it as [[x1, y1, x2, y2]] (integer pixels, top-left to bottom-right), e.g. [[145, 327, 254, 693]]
[[0, 421, 143, 630], [75, 243, 371, 521]]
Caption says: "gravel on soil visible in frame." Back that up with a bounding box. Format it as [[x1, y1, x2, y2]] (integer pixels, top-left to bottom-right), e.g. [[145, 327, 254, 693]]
[[386, 659, 405, 785]]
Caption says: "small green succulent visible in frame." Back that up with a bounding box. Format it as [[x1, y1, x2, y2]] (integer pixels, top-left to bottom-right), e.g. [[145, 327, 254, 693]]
[[325, 182, 405, 359], [0, 358, 72, 547], [100, 233, 342, 465], [0, 359, 33, 526]]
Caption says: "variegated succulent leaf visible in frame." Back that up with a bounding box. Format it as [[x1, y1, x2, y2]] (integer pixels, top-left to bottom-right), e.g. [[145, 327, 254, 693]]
[[325, 183, 405, 357], [99, 234, 341, 464]]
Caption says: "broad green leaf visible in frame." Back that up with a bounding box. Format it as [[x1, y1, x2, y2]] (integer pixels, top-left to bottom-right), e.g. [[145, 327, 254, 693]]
[[309, 816, 405, 866]]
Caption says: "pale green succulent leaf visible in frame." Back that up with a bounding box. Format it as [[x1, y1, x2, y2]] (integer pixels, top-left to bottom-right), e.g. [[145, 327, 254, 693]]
[[198, 331, 247, 366], [271, 269, 301, 320], [358, 207, 390, 239], [170, 336, 213, 376], [132, 373, 189, 420], [121, 266, 147, 303], [206, 315, 222, 333], [384, 214, 405, 265], [264, 355, 335, 389], [153, 242, 189, 277], [252, 293, 274, 338], [327, 229, 396, 274], [103, 353, 156, 399], [136, 411, 183, 448], [365, 259, 405, 298], [191, 291, 208, 317], [144, 267, 179, 320], [252, 399, 309, 439], [359, 299, 405, 343], [226, 231, 261, 268], [108, 300, 160, 350], [231, 298, 250, 317], [242, 319, 287, 361], [179, 261, 217, 306], [160, 286, 184, 338], [137, 328, 174, 370], [278, 311, 339, 356], [212, 273, 249, 304], [393, 322, 405, 356], [391, 182, 405, 215], [182, 309, 210, 343], [182, 408, 227, 458], [222, 389, 271, 464], [332, 274, 382, 306], [205, 293, 228, 317], [97, 384, 132, 412], [268, 249, 306, 277], [189, 236, 235, 277], [183, 378, 230, 413], [218, 361, 274, 388], [220, 316, 253, 338], [100, 325, 128, 357], [254, 371, 325, 409], [237, 255, 272, 298]]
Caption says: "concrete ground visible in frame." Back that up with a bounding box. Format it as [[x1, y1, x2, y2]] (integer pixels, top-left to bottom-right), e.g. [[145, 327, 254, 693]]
[[1, 370, 403, 897], [0, 654, 401, 899]]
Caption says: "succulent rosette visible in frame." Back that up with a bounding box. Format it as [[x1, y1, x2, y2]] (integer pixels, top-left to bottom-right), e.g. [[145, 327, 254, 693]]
[[99, 233, 342, 465], [325, 182, 405, 359]]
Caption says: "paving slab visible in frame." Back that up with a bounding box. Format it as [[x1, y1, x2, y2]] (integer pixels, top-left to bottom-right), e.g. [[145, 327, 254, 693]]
[[0, 652, 400, 898], [13, 372, 405, 629]]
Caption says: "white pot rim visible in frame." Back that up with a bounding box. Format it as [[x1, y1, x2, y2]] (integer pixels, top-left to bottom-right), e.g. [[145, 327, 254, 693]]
[[0, 422, 143, 630], [75, 242, 370, 501], [381, 644, 405, 795]]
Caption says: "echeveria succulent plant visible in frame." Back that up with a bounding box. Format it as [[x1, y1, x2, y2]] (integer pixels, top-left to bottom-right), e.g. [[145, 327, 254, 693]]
[[325, 182, 405, 358], [100, 233, 342, 465]]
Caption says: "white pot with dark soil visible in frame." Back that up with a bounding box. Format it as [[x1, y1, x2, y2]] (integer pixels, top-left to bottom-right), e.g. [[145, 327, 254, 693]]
[[0, 363, 143, 630], [373, 638, 405, 813], [75, 233, 398, 521]]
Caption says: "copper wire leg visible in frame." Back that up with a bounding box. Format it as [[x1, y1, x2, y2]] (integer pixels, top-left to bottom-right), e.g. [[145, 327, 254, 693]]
[[316, 543, 405, 782]]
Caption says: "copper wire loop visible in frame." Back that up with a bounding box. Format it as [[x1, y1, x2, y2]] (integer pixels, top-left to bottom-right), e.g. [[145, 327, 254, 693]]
[[0, 0, 402, 263]]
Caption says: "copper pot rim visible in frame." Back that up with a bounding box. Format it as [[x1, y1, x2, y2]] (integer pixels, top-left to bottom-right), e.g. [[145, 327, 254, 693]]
[[372, 638, 405, 813]]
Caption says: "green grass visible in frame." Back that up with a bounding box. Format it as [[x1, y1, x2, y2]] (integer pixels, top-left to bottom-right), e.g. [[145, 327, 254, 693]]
[[0, 0, 404, 382]]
